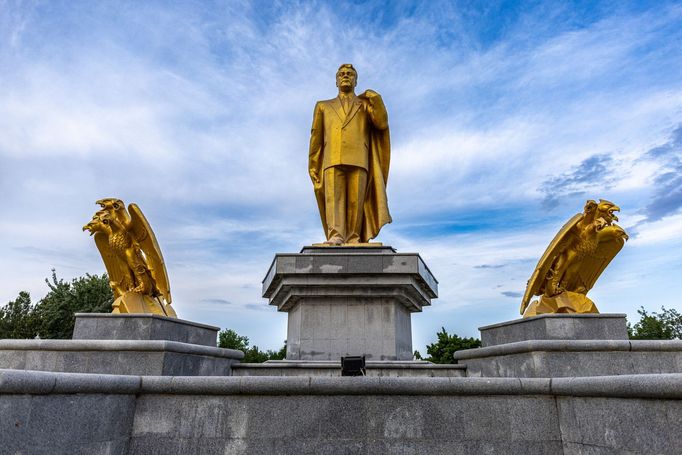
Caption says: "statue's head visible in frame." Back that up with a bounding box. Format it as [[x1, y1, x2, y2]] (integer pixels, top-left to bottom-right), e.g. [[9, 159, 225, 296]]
[[336, 64, 357, 92], [96, 198, 125, 212], [596, 199, 620, 224]]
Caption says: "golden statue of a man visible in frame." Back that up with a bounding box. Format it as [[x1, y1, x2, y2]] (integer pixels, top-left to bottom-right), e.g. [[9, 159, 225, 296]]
[[309, 64, 392, 245]]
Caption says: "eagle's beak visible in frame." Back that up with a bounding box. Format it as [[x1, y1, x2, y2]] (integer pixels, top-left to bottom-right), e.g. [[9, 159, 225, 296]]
[[83, 222, 95, 235]]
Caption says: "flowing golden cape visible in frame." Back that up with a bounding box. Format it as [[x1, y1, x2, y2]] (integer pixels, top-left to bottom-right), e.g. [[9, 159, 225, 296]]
[[313, 126, 392, 243]]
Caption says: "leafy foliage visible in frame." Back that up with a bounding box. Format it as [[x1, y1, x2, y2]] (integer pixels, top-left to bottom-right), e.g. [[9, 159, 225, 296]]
[[425, 327, 481, 364], [0, 292, 39, 339], [33, 270, 113, 339], [628, 306, 682, 340], [1, 270, 113, 340], [218, 328, 286, 363], [218, 328, 250, 351]]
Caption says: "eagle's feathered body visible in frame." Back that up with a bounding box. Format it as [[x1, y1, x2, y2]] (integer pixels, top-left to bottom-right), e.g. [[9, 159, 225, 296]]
[[84, 198, 175, 317], [521, 199, 628, 317]]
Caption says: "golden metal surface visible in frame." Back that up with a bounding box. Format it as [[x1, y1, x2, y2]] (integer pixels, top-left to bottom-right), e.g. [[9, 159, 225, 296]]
[[521, 199, 628, 317], [83, 199, 176, 317], [309, 64, 392, 245], [310, 242, 384, 247]]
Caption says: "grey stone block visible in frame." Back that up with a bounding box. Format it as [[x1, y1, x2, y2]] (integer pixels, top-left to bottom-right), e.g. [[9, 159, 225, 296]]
[[0, 393, 135, 454], [262, 245, 441, 362], [232, 360, 467, 377], [3, 370, 682, 454], [457, 339, 682, 378], [0, 339, 242, 376], [557, 396, 682, 454], [480, 313, 629, 347], [73, 313, 219, 346], [0, 369, 56, 393]]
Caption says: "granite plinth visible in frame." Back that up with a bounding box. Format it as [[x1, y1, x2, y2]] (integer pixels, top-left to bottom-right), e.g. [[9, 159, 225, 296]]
[[479, 313, 628, 347], [0, 339, 243, 376], [73, 313, 219, 347], [262, 246, 438, 361], [3, 369, 682, 454], [458, 314, 682, 378]]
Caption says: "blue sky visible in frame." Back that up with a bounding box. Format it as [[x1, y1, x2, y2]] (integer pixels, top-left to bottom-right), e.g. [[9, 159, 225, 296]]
[[1, 1, 681, 352]]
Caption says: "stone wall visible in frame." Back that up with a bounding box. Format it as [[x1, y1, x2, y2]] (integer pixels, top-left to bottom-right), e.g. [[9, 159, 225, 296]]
[[2, 369, 682, 454]]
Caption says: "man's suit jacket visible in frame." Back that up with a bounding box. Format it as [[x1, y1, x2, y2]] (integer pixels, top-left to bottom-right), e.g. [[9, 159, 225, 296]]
[[309, 94, 388, 172]]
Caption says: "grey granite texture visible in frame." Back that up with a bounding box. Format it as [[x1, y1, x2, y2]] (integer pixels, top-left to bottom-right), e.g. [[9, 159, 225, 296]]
[[456, 339, 682, 377], [262, 246, 438, 310], [3, 370, 682, 454], [285, 297, 414, 361], [262, 246, 438, 361], [73, 313, 219, 347], [0, 388, 135, 454], [232, 360, 467, 377], [480, 313, 628, 347], [557, 396, 682, 454], [0, 339, 243, 376]]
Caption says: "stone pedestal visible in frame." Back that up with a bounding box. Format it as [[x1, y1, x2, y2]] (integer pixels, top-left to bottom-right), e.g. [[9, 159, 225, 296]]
[[262, 246, 438, 361], [73, 313, 219, 347], [479, 313, 628, 347], [455, 314, 682, 378], [0, 314, 243, 376]]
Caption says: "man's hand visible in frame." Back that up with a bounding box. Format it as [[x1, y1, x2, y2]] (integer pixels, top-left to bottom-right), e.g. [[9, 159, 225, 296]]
[[310, 170, 320, 186], [359, 89, 380, 101]]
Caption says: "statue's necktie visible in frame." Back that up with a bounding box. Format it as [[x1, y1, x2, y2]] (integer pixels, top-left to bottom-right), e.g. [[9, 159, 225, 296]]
[[342, 98, 350, 115]]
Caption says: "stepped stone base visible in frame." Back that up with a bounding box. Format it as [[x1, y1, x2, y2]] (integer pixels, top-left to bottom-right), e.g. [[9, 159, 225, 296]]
[[480, 313, 628, 347], [262, 245, 438, 361], [455, 339, 682, 378], [0, 314, 243, 376], [456, 314, 682, 378], [0, 339, 243, 376], [232, 360, 466, 377], [3, 369, 682, 455]]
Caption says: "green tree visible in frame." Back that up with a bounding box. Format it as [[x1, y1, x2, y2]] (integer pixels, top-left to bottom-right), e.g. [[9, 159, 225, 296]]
[[218, 328, 250, 351], [425, 327, 481, 364], [628, 306, 682, 340], [0, 292, 39, 339], [218, 328, 286, 362], [33, 270, 113, 339]]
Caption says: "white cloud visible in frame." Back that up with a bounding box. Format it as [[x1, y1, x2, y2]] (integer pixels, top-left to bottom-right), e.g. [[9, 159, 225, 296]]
[[1, 2, 682, 350]]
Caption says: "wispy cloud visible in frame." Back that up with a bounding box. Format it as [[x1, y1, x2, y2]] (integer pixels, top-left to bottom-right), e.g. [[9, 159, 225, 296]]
[[1, 1, 682, 350], [640, 125, 682, 222], [539, 154, 617, 208]]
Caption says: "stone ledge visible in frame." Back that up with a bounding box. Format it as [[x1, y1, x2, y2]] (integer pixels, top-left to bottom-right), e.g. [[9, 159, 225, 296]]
[[479, 313, 629, 347], [0, 369, 141, 395], [262, 250, 438, 302], [73, 313, 219, 347], [453, 339, 682, 361], [0, 339, 244, 359], [239, 360, 466, 370], [480, 313, 628, 330], [4, 369, 682, 399], [232, 360, 467, 377], [74, 313, 219, 331]]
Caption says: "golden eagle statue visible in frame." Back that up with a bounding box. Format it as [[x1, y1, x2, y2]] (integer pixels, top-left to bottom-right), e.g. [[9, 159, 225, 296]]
[[520, 199, 628, 318], [83, 198, 177, 317]]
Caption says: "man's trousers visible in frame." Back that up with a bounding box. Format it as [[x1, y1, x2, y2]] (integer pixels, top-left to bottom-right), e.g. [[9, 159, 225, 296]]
[[323, 165, 368, 243]]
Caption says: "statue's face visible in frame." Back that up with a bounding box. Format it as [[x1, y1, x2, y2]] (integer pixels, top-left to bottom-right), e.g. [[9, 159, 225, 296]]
[[336, 67, 357, 92]]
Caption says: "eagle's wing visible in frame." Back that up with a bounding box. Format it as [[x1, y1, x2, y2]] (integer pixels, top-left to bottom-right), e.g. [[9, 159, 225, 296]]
[[93, 231, 128, 299], [566, 225, 627, 293], [520, 213, 583, 314], [128, 203, 172, 304]]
